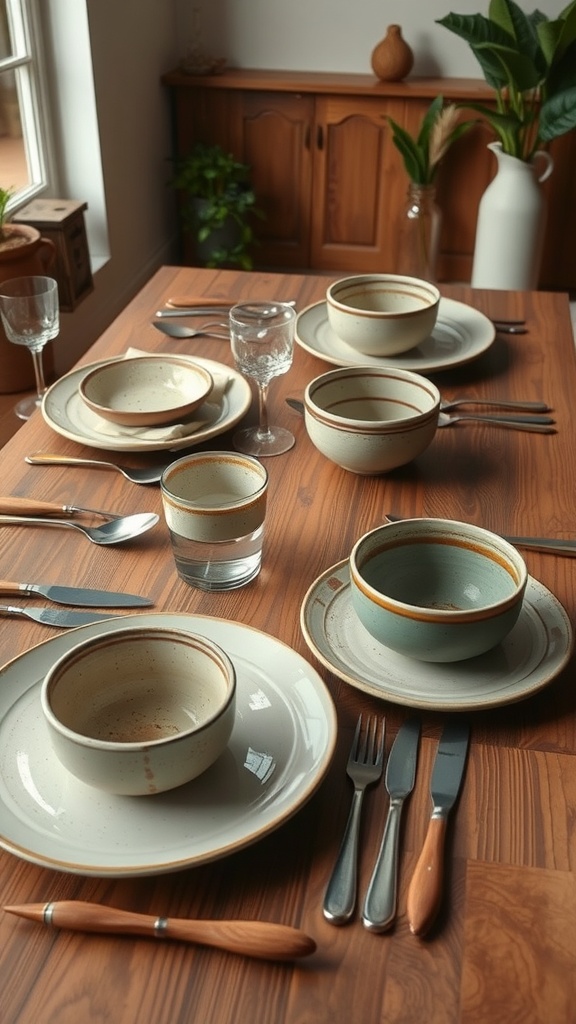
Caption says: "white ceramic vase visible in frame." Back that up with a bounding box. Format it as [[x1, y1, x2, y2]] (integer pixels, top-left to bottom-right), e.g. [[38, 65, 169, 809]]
[[471, 142, 554, 291]]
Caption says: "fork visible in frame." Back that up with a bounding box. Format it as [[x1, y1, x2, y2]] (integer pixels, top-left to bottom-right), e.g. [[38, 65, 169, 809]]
[[323, 714, 385, 925]]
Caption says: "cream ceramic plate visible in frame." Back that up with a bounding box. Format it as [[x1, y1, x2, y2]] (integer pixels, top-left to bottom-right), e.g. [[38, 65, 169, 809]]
[[41, 355, 252, 452], [300, 561, 573, 711], [0, 613, 337, 876], [296, 298, 496, 372]]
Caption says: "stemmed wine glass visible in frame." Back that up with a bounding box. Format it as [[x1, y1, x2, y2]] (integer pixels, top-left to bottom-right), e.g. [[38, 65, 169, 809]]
[[229, 301, 296, 456], [0, 275, 60, 420]]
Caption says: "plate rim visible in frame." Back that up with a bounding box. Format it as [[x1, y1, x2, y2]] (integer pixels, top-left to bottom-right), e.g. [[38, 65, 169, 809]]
[[0, 612, 337, 876], [300, 559, 573, 711], [295, 297, 495, 372], [41, 353, 252, 452]]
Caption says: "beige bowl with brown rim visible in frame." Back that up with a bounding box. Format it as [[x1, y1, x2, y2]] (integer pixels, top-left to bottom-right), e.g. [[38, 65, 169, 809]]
[[326, 274, 440, 357], [79, 355, 214, 426]]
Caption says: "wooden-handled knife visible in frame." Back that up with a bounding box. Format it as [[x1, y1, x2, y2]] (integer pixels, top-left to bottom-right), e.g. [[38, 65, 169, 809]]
[[406, 721, 470, 937]]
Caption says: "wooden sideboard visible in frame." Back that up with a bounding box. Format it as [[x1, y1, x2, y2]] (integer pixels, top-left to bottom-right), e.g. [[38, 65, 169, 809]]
[[162, 69, 576, 289]]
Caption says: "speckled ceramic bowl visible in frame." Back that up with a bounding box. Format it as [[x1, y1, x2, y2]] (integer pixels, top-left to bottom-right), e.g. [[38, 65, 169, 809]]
[[326, 274, 440, 357], [303, 365, 440, 474], [349, 518, 527, 662], [79, 355, 214, 426], [41, 626, 236, 795]]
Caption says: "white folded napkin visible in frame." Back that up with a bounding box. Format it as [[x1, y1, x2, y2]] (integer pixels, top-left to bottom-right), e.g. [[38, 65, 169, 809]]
[[85, 348, 234, 441]]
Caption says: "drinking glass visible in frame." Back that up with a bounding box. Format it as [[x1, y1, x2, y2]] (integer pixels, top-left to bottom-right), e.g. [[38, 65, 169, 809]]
[[0, 276, 60, 420], [229, 301, 296, 456]]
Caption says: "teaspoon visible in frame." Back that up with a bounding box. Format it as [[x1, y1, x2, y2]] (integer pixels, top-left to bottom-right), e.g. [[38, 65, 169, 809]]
[[152, 320, 229, 340], [0, 512, 158, 545]]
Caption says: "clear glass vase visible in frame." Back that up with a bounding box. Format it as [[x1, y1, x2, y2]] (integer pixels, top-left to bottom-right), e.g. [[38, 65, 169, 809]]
[[396, 183, 441, 283]]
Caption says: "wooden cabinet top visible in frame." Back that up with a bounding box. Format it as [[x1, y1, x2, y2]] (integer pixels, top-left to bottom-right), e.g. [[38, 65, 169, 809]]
[[162, 67, 493, 101]]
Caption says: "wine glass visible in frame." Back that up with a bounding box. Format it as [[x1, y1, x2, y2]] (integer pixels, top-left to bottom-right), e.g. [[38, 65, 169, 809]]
[[0, 275, 60, 420], [230, 302, 296, 456]]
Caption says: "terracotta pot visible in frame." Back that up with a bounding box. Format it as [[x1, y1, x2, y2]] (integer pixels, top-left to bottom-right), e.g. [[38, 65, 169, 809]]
[[0, 224, 56, 393], [371, 25, 414, 82]]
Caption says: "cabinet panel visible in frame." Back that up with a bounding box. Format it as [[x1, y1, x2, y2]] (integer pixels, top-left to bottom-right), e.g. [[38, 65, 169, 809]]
[[239, 93, 314, 267]]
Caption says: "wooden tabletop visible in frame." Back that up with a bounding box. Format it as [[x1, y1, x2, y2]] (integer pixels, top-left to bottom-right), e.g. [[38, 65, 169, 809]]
[[1, 266, 575, 1024]]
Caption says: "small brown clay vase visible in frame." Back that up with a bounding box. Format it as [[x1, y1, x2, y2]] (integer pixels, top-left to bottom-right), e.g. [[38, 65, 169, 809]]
[[371, 25, 414, 82]]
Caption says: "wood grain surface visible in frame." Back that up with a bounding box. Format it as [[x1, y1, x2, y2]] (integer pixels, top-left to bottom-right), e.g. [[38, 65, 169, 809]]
[[0, 266, 575, 1023]]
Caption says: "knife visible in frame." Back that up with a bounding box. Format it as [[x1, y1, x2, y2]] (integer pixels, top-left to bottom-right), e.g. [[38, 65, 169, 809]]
[[406, 721, 470, 937], [0, 605, 122, 627], [0, 579, 152, 608], [362, 718, 421, 932], [384, 515, 576, 557]]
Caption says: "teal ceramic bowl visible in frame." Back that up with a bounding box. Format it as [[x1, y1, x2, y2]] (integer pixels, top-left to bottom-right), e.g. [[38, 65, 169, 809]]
[[349, 518, 528, 662]]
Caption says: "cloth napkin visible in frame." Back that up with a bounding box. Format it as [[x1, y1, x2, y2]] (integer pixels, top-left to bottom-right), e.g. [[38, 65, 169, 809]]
[[84, 348, 234, 441]]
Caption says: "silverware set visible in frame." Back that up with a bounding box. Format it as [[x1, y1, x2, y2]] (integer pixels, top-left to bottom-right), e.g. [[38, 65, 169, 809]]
[[324, 715, 470, 937], [286, 396, 556, 432]]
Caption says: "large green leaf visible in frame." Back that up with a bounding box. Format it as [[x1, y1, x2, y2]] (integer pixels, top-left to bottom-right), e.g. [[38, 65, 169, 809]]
[[475, 41, 542, 90], [539, 86, 576, 139], [436, 12, 515, 47]]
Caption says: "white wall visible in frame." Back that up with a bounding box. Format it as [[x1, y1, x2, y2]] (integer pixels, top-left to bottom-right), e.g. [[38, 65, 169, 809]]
[[43, 0, 182, 374], [176, 0, 567, 77]]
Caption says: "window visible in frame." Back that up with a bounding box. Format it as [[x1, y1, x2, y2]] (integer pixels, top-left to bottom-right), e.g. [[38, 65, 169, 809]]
[[0, 0, 54, 213]]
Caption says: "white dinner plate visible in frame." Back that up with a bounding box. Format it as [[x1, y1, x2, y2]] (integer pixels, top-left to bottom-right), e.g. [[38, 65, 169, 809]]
[[295, 298, 496, 372], [300, 561, 573, 711], [41, 355, 252, 452], [0, 613, 337, 876]]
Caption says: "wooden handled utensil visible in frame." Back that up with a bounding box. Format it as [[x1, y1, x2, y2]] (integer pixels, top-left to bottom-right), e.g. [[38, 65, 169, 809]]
[[4, 901, 316, 961]]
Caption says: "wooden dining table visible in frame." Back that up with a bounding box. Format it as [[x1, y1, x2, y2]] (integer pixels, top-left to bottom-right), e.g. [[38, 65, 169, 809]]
[[1, 264, 575, 1024]]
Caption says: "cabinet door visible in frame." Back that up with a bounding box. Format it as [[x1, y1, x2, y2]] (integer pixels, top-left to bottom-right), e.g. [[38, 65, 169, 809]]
[[239, 92, 314, 268], [310, 96, 398, 273]]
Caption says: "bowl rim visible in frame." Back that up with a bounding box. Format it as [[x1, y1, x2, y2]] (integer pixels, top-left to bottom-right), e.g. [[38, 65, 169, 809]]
[[304, 366, 441, 431], [41, 627, 236, 751], [349, 517, 528, 623], [326, 273, 441, 318], [79, 355, 214, 423]]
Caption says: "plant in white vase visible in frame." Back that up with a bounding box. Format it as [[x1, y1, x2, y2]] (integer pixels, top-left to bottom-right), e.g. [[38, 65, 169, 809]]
[[437, 0, 576, 289]]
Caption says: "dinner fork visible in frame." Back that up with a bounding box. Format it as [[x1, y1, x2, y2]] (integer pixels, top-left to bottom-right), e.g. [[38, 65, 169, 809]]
[[323, 714, 385, 925]]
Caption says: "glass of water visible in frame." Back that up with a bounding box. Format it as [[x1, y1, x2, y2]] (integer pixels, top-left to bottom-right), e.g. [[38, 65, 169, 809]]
[[229, 301, 296, 456], [0, 275, 60, 420]]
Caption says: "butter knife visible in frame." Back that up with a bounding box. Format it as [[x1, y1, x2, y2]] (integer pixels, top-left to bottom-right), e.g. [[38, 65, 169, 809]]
[[0, 605, 121, 627], [384, 515, 576, 557], [0, 579, 152, 607], [362, 718, 421, 932]]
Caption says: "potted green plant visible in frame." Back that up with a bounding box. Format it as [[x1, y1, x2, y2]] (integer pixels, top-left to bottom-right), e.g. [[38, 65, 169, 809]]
[[436, 0, 576, 289], [436, 0, 576, 161], [171, 143, 261, 270]]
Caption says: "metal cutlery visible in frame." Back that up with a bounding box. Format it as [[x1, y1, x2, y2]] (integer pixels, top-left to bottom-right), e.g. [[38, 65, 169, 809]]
[[285, 398, 555, 432], [0, 579, 152, 607], [384, 513, 576, 556], [406, 721, 470, 937], [323, 714, 385, 925], [26, 453, 169, 486], [0, 513, 158, 545], [155, 299, 297, 317], [493, 323, 528, 334], [440, 397, 550, 413], [437, 412, 556, 432], [0, 605, 121, 628], [0, 497, 144, 521], [152, 320, 229, 340], [4, 901, 316, 961], [362, 719, 421, 932]]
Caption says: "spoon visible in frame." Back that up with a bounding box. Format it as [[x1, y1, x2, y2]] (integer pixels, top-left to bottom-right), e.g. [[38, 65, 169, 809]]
[[152, 320, 229, 340], [26, 453, 170, 486], [440, 397, 550, 413], [0, 512, 159, 545]]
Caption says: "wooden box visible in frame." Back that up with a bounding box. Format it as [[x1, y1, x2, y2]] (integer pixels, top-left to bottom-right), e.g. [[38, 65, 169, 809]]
[[13, 199, 93, 311]]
